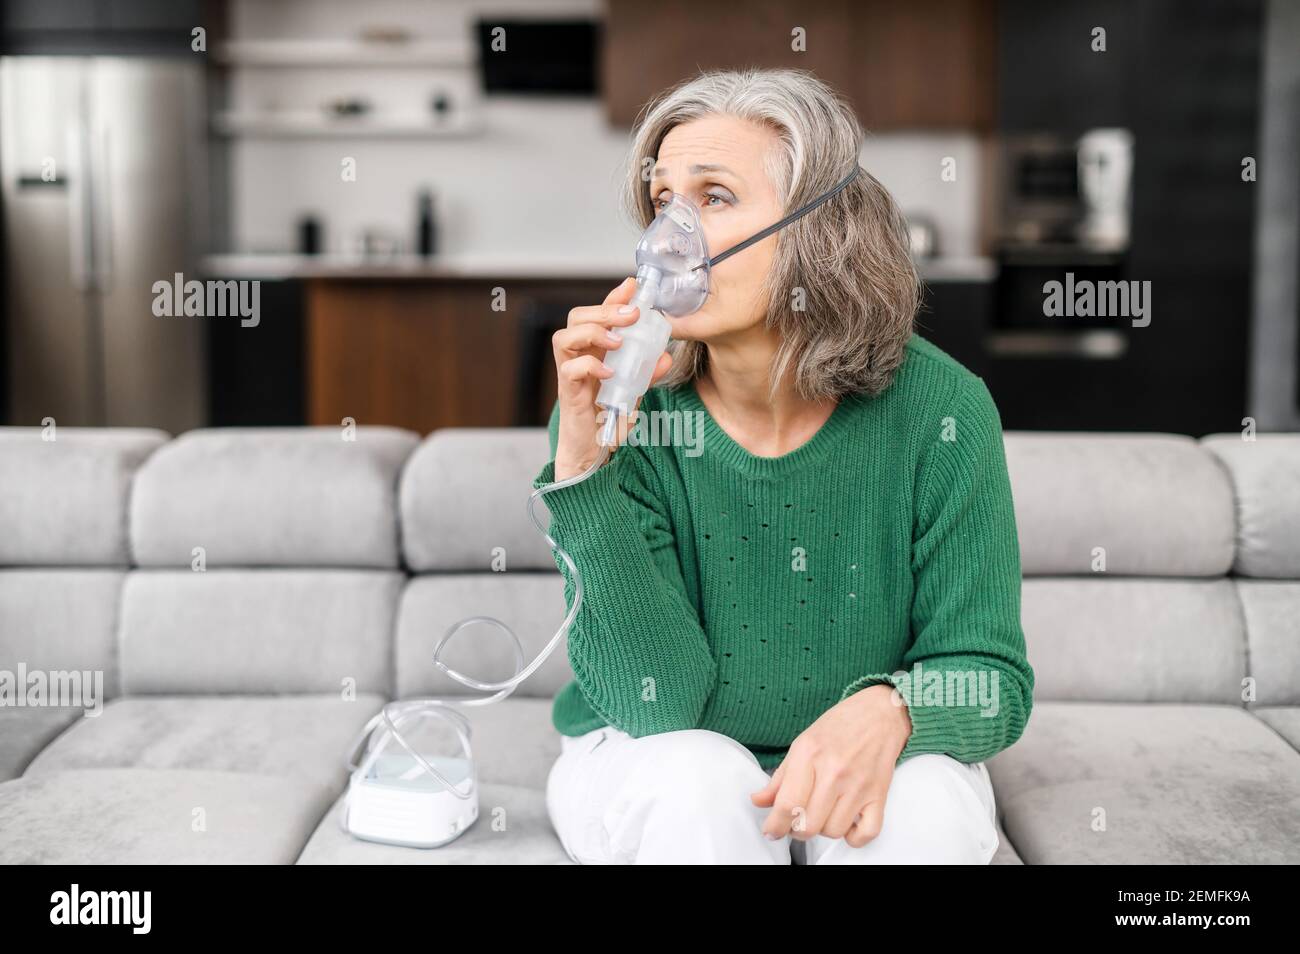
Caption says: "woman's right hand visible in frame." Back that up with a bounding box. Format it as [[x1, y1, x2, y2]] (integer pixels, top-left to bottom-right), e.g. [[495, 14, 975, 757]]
[[551, 276, 674, 481]]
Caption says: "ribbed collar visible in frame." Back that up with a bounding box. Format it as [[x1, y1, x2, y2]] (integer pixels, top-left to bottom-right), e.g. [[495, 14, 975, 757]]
[[669, 378, 862, 480]]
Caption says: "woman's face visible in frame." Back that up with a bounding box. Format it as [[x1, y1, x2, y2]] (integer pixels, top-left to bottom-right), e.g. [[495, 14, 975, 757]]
[[649, 114, 785, 341]]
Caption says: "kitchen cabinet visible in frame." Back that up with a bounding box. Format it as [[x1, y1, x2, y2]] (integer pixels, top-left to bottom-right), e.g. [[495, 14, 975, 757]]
[[206, 278, 305, 426], [602, 0, 996, 130], [305, 278, 617, 434], [204, 263, 990, 432]]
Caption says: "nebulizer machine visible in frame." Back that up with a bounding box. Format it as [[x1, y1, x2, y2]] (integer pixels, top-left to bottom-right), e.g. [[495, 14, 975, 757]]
[[340, 164, 863, 848]]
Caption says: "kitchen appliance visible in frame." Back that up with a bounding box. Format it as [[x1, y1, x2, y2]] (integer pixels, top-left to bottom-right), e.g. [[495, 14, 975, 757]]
[[906, 214, 939, 259], [0, 56, 207, 430], [992, 129, 1134, 346], [997, 129, 1134, 253], [416, 188, 436, 256], [1077, 128, 1135, 251]]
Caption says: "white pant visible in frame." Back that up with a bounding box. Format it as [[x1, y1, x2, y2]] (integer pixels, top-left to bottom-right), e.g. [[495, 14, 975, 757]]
[[546, 724, 999, 864]]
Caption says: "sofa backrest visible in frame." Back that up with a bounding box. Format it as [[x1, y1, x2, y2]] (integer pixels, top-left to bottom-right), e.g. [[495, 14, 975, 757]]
[[0, 427, 168, 702], [119, 427, 415, 697], [1202, 435, 1300, 707], [1007, 431, 1299, 707], [394, 428, 574, 700], [3, 424, 1297, 713]]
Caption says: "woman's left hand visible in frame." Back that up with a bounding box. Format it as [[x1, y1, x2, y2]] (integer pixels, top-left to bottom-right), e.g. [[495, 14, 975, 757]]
[[750, 684, 912, 847]]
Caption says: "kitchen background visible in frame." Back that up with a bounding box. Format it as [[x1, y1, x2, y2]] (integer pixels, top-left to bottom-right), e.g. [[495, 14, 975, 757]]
[[0, 0, 1296, 437]]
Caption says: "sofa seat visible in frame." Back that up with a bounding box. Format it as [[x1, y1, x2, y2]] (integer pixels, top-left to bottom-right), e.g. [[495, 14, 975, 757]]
[[1253, 706, 1300, 751], [0, 706, 85, 782], [22, 694, 387, 792], [435, 697, 562, 788], [986, 701, 1300, 863], [299, 779, 1024, 865], [990, 822, 1023, 864], [296, 692, 1026, 865], [296, 782, 573, 864], [0, 768, 334, 864]]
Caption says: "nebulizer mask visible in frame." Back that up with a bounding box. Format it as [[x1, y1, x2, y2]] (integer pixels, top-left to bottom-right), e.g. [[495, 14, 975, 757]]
[[340, 164, 863, 849]]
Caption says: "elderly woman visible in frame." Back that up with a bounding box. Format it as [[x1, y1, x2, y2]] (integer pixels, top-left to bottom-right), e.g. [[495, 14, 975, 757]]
[[531, 68, 1034, 864]]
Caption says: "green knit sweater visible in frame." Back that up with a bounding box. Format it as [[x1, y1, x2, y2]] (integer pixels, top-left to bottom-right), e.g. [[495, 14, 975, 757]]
[[531, 333, 1034, 771]]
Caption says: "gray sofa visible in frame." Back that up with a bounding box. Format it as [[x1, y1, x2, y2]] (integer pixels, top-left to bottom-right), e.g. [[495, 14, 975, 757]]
[[1, 423, 1297, 864]]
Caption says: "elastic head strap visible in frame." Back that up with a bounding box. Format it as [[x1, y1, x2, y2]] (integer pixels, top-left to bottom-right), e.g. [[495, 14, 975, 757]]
[[696, 164, 862, 271]]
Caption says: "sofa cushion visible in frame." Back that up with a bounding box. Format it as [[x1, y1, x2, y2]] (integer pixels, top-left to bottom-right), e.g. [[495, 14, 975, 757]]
[[296, 782, 573, 864], [23, 694, 387, 793], [0, 427, 166, 566], [1253, 707, 1300, 751], [1004, 433, 1235, 576], [1235, 581, 1300, 705], [0, 768, 333, 863], [0, 569, 124, 699], [1202, 434, 1300, 577], [130, 426, 418, 568], [1022, 578, 1246, 704], [432, 696, 559, 789], [0, 707, 81, 782], [990, 820, 1023, 864], [400, 428, 556, 572], [119, 569, 400, 696], [986, 702, 1300, 864], [395, 574, 573, 701]]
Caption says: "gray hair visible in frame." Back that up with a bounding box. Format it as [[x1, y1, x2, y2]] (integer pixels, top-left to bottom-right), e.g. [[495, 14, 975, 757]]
[[622, 68, 919, 403]]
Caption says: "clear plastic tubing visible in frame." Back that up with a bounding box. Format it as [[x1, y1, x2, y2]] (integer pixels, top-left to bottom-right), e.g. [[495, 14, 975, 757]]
[[344, 268, 658, 807], [431, 438, 613, 698], [436, 265, 665, 697]]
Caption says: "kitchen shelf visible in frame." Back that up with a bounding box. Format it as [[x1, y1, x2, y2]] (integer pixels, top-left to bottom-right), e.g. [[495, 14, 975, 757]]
[[210, 111, 482, 139], [212, 38, 476, 68]]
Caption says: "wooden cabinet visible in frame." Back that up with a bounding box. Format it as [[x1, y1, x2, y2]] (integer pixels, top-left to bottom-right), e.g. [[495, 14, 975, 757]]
[[304, 278, 618, 434], [603, 0, 996, 130]]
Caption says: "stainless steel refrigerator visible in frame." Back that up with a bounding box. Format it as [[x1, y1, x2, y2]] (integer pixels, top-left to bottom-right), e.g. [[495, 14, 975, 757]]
[[0, 55, 206, 430]]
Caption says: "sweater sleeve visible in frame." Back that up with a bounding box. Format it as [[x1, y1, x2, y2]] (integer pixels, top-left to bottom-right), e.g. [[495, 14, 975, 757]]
[[533, 398, 717, 737], [839, 377, 1035, 765]]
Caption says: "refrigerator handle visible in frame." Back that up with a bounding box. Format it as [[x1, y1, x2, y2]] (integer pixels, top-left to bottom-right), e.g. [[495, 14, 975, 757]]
[[91, 123, 112, 290], [66, 121, 94, 292]]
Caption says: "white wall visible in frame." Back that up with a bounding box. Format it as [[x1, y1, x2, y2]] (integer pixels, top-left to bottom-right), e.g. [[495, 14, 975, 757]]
[[222, 0, 985, 261]]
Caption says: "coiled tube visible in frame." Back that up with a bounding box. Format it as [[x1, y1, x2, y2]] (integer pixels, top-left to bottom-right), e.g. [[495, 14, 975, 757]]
[[340, 430, 616, 812]]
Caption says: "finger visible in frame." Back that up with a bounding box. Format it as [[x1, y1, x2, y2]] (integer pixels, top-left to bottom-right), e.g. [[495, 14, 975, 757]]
[[844, 797, 886, 849], [552, 321, 625, 360], [557, 353, 613, 391], [750, 762, 785, 807], [601, 276, 637, 306], [760, 756, 814, 840], [798, 764, 845, 840], [567, 300, 641, 333], [822, 787, 872, 840], [648, 349, 674, 386]]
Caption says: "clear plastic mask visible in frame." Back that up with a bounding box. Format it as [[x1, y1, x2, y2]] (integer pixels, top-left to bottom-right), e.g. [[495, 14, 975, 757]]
[[633, 165, 862, 319], [634, 193, 711, 317]]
